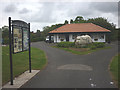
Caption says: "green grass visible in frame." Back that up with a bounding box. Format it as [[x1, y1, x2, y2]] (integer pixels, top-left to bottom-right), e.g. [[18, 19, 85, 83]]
[[53, 46, 111, 55], [2, 46, 47, 85], [110, 53, 120, 87]]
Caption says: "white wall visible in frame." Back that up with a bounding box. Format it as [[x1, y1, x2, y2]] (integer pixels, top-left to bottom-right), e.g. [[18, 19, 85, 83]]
[[91, 34, 105, 42], [54, 34, 66, 43], [69, 34, 75, 42], [54, 34, 57, 43], [69, 33, 106, 42], [53, 33, 106, 43]]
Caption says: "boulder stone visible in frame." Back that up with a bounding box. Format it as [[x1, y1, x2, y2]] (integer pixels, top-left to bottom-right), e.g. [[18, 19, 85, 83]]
[[75, 35, 93, 46]]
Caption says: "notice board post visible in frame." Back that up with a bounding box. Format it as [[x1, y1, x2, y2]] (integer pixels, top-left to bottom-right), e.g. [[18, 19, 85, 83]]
[[28, 23, 31, 73], [8, 17, 31, 85], [9, 17, 13, 85]]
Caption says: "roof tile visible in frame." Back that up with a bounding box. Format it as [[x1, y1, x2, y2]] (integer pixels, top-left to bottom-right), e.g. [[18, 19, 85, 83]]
[[49, 23, 110, 33]]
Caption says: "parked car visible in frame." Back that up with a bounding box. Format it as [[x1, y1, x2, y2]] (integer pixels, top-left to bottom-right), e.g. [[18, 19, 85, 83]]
[[45, 36, 49, 43], [45, 36, 54, 43]]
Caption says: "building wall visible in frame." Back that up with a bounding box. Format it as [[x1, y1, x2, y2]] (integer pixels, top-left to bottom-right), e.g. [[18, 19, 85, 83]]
[[53, 33, 106, 43], [91, 34, 105, 42], [69, 34, 74, 42], [54, 34, 66, 43], [53, 34, 57, 43]]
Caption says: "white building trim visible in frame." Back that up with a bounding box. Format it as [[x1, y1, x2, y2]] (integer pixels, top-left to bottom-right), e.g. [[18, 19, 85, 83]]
[[53, 33, 106, 43]]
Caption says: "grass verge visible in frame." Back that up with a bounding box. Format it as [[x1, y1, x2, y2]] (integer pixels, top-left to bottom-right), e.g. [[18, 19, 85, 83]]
[[110, 53, 120, 87], [53, 46, 111, 55], [2, 46, 47, 85]]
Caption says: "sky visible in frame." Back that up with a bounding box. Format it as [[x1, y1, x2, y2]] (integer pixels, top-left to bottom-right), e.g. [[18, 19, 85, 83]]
[[0, 0, 119, 32]]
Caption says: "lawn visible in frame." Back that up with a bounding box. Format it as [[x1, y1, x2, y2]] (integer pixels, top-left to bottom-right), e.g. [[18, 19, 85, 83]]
[[53, 46, 111, 55], [2, 46, 47, 85], [110, 53, 120, 87]]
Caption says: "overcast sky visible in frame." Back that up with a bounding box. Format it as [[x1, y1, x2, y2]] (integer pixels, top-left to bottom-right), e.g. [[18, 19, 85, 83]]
[[0, 0, 119, 32]]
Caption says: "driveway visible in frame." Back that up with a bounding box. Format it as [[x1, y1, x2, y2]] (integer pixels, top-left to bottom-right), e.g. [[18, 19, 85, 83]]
[[21, 41, 118, 88]]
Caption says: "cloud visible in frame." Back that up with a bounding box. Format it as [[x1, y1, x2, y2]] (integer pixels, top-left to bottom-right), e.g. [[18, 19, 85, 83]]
[[22, 2, 94, 23], [64, 2, 93, 17], [88, 2, 118, 27], [19, 8, 30, 14], [89, 2, 118, 15], [21, 2, 58, 23], [4, 4, 17, 13], [0, 1, 118, 31], [29, 2, 94, 23]]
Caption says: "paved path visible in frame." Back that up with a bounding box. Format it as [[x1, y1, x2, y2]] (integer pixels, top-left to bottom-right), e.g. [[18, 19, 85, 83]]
[[21, 41, 118, 88]]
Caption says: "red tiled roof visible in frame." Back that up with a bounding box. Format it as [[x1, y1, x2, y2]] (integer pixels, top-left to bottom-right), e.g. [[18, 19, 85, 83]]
[[49, 23, 110, 33]]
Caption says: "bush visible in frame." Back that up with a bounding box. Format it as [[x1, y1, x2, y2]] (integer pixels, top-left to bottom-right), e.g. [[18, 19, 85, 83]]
[[90, 45, 96, 50], [3, 38, 9, 45], [89, 42, 105, 50], [57, 42, 74, 48], [31, 37, 45, 42], [57, 42, 105, 49], [92, 42, 105, 48]]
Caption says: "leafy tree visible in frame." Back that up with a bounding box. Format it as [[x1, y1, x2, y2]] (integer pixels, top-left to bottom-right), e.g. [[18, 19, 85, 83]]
[[36, 30, 41, 37], [1, 26, 9, 44], [87, 17, 116, 41], [1, 16, 118, 43], [115, 28, 120, 41], [2, 26, 9, 39], [74, 16, 85, 23], [70, 19, 74, 24], [64, 20, 69, 24]]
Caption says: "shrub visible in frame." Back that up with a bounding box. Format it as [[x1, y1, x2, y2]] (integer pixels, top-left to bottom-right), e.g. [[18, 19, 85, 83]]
[[92, 42, 105, 48], [57, 42, 74, 48], [3, 38, 9, 45], [90, 45, 96, 50], [57, 42, 105, 49], [75, 45, 89, 48], [89, 42, 105, 50]]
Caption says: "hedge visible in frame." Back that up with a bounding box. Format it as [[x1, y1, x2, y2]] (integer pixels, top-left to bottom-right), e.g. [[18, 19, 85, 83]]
[[57, 42, 74, 48], [57, 42, 105, 49]]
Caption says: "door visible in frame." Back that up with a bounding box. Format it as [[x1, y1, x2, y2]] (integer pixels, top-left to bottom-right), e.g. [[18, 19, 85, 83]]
[[66, 34, 69, 41]]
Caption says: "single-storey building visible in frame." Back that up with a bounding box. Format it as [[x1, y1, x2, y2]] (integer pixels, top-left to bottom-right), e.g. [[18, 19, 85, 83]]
[[49, 23, 110, 43]]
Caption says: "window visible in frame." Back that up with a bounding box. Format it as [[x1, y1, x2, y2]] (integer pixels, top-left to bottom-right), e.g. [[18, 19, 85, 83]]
[[60, 39, 64, 41], [94, 39, 98, 41], [72, 35, 76, 39], [100, 34, 104, 39], [59, 35, 65, 41], [90, 35, 93, 38]]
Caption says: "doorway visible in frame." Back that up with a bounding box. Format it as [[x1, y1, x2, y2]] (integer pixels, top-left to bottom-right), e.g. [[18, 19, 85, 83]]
[[65, 34, 69, 41]]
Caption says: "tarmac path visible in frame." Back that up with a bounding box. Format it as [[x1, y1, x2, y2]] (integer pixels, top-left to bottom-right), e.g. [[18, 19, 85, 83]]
[[21, 41, 118, 88]]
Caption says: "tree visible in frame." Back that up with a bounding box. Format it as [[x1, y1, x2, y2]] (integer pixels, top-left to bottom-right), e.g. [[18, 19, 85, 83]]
[[74, 16, 84, 23], [36, 30, 41, 37], [70, 19, 74, 24], [2, 26, 9, 39], [64, 20, 69, 24], [2, 26, 9, 44], [87, 17, 117, 41]]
